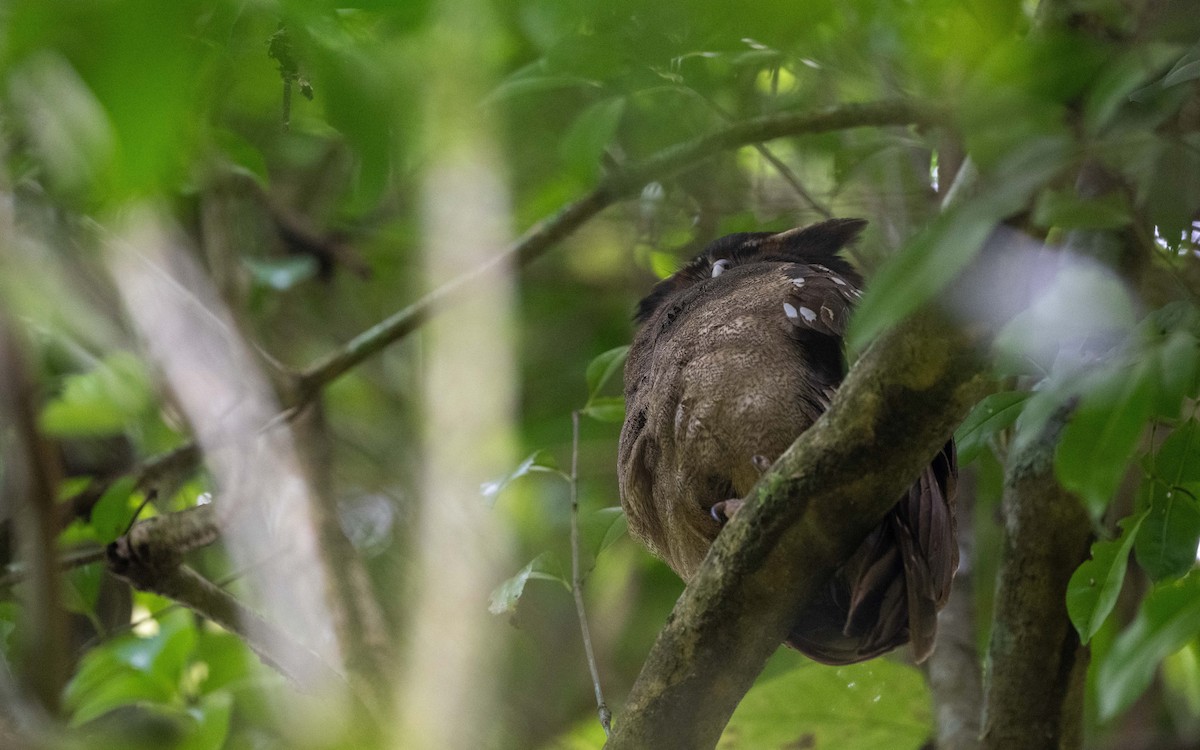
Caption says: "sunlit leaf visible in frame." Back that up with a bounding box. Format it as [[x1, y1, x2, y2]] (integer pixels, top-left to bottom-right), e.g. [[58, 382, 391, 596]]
[[593, 506, 627, 557], [955, 391, 1028, 464], [581, 395, 625, 423], [1067, 511, 1145, 644], [89, 476, 139, 544], [585, 346, 629, 398], [488, 552, 568, 615], [480, 450, 563, 505], [719, 659, 931, 750], [1098, 571, 1200, 720], [1056, 360, 1156, 518]]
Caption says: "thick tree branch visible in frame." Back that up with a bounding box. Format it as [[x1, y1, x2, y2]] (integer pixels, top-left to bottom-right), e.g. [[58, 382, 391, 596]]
[[608, 310, 988, 749], [981, 409, 1091, 750]]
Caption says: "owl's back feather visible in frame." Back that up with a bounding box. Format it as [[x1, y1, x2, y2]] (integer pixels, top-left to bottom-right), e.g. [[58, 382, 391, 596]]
[[618, 217, 958, 665]]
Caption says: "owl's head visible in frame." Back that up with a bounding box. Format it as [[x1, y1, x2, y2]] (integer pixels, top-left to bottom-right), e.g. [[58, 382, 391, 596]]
[[634, 217, 868, 323]]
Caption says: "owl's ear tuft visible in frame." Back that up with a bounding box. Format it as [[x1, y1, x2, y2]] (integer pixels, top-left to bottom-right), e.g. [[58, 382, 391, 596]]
[[769, 218, 868, 258]]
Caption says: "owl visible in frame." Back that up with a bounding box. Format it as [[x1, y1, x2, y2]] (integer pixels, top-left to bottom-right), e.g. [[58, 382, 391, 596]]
[[617, 218, 958, 665]]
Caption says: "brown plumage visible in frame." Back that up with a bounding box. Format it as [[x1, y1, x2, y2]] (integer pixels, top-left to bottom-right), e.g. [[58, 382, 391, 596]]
[[617, 218, 958, 665]]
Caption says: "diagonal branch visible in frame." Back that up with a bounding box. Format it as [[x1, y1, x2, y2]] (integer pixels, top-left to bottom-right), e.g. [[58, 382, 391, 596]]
[[607, 309, 987, 749], [296, 99, 946, 398]]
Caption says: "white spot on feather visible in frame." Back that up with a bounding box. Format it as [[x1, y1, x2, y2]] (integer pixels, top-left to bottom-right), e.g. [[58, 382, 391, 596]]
[[783, 302, 799, 320], [792, 277, 805, 286], [798, 306, 817, 323], [831, 277, 846, 286]]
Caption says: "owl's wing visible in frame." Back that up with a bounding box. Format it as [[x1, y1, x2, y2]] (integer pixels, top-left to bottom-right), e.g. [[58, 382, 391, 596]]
[[841, 439, 958, 662], [780, 262, 861, 339]]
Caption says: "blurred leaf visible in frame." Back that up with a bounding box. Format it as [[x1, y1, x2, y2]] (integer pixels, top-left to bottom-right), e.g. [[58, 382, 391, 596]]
[[1099, 571, 1200, 720], [40, 353, 153, 438], [242, 256, 320, 292], [62, 563, 104, 617], [1153, 330, 1200, 416], [585, 345, 629, 398], [480, 450, 563, 505], [192, 629, 254, 695], [849, 137, 1070, 348], [112, 609, 197, 691], [1032, 188, 1132, 230], [66, 649, 173, 726], [581, 395, 626, 423], [89, 476, 139, 544], [211, 129, 269, 188], [177, 691, 233, 750], [649, 250, 679, 279], [1083, 43, 1183, 133], [1067, 511, 1145, 644], [1161, 43, 1200, 88], [719, 659, 931, 749], [485, 64, 603, 104], [1139, 136, 1200, 244], [955, 391, 1028, 464], [488, 553, 568, 615], [560, 96, 626, 181], [1056, 359, 1156, 517]]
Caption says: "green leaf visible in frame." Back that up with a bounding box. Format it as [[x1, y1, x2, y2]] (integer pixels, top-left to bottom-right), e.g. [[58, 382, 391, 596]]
[[581, 395, 625, 423], [1153, 330, 1200, 416], [1151, 421, 1200, 486], [1067, 512, 1145, 644], [590, 506, 628, 557], [480, 450, 562, 505], [112, 609, 197, 691], [955, 391, 1028, 464], [40, 352, 153, 438], [560, 96, 626, 181], [849, 137, 1070, 349], [192, 629, 254, 696], [585, 345, 630, 399], [65, 648, 172, 726], [1032, 188, 1132, 230], [649, 250, 679, 280], [719, 658, 931, 750], [1056, 360, 1156, 517], [1098, 571, 1200, 720], [1138, 422, 1200, 580], [177, 691, 233, 750], [62, 563, 104, 617], [89, 476, 139, 544], [488, 553, 567, 615], [485, 65, 603, 104], [1135, 481, 1200, 582], [212, 129, 269, 188]]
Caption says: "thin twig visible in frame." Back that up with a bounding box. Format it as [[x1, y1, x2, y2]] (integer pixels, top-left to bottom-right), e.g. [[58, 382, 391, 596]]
[[569, 410, 611, 736], [687, 87, 832, 218]]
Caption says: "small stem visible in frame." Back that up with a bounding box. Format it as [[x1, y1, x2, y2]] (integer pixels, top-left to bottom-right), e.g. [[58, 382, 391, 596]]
[[570, 410, 611, 736]]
